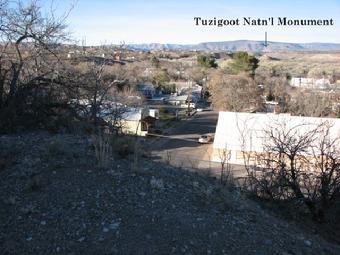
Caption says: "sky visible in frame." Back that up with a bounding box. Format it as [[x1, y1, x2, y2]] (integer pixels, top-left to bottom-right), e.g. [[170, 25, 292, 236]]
[[34, 0, 340, 45]]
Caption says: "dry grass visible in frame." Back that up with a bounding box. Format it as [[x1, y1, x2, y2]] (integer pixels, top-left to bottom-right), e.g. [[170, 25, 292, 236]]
[[92, 133, 112, 169]]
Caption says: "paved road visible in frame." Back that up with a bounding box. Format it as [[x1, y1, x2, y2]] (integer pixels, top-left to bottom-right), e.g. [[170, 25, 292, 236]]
[[149, 110, 218, 152], [148, 110, 219, 174], [147, 110, 248, 179]]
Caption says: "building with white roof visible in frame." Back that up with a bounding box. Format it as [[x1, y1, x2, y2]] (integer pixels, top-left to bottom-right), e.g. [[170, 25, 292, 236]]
[[212, 112, 340, 164], [117, 107, 159, 136], [291, 77, 331, 90]]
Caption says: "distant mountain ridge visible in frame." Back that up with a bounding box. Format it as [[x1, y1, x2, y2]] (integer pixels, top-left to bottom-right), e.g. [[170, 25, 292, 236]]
[[127, 40, 340, 52]]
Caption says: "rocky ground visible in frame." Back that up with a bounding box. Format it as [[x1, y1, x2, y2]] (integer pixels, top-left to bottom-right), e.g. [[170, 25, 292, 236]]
[[0, 132, 340, 255]]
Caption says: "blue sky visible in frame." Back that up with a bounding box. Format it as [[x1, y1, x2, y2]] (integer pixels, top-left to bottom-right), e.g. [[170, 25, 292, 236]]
[[35, 0, 340, 45]]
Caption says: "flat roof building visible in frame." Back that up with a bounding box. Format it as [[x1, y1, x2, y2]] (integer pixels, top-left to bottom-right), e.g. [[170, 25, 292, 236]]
[[212, 112, 340, 164]]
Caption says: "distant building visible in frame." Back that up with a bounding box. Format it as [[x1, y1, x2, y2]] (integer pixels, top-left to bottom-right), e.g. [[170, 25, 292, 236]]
[[291, 77, 330, 89], [67, 51, 75, 59], [166, 95, 188, 106], [83, 56, 125, 66]]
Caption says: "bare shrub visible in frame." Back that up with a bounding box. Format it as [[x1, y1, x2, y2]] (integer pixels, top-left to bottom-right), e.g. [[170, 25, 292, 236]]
[[196, 184, 234, 211], [196, 185, 214, 206], [111, 136, 135, 158], [46, 138, 65, 158], [165, 150, 172, 165], [130, 138, 141, 172], [243, 121, 340, 221], [92, 133, 112, 169], [218, 148, 234, 185]]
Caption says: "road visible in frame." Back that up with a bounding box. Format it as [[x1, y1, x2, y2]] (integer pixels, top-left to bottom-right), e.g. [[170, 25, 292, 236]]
[[147, 110, 247, 179], [149, 110, 218, 152]]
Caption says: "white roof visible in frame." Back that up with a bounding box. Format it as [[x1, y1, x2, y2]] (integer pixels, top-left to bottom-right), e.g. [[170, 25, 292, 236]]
[[167, 95, 188, 101], [213, 112, 340, 153], [121, 108, 143, 121]]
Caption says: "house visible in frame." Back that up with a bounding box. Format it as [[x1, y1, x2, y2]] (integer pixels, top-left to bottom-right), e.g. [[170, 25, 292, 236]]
[[165, 95, 188, 106], [212, 112, 340, 165], [72, 99, 158, 136], [165, 94, 198, 108], [120, 107, 159, 136]]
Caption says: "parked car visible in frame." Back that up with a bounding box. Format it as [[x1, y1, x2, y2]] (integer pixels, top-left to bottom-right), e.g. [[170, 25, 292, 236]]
[[198, 134, 214, 143], [180, 102, 196, 109]]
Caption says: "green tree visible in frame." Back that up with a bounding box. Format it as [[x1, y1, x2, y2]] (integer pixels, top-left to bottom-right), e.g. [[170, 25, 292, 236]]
[[152, 69, 170, 89], [197, 55, 217, 68], [230, 51, 259, 77], [150, 56, 160, 68]]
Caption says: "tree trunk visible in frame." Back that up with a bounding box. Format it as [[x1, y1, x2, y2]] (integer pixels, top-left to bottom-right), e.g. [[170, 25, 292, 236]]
[[8, 64, 22, 103]]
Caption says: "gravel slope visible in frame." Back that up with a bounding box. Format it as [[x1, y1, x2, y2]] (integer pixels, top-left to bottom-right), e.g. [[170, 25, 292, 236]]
[[0, 133, 339, 255]]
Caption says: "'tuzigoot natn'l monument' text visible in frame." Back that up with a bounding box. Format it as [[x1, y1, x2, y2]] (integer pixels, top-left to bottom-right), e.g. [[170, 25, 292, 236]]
[[194, 17, 334, 27]]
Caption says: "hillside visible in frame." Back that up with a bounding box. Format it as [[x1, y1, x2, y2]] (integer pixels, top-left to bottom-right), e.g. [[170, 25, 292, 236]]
[[1, 133, 340, 254], [127, 40, 340, 52]]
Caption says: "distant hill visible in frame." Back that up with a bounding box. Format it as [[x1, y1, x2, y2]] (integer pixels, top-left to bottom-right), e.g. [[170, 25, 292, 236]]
[[127, 40, 340, 52]]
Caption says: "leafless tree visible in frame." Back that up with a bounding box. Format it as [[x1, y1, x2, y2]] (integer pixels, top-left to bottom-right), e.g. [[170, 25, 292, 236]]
[[242, 120, 340, 221], [0, 0, 74, 130], [0, 0, 71, 101], [310, 124, 340, 217], [289, 91, 333, 117], [74, 62, 143, 132], [210, 72, 262, 112]]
